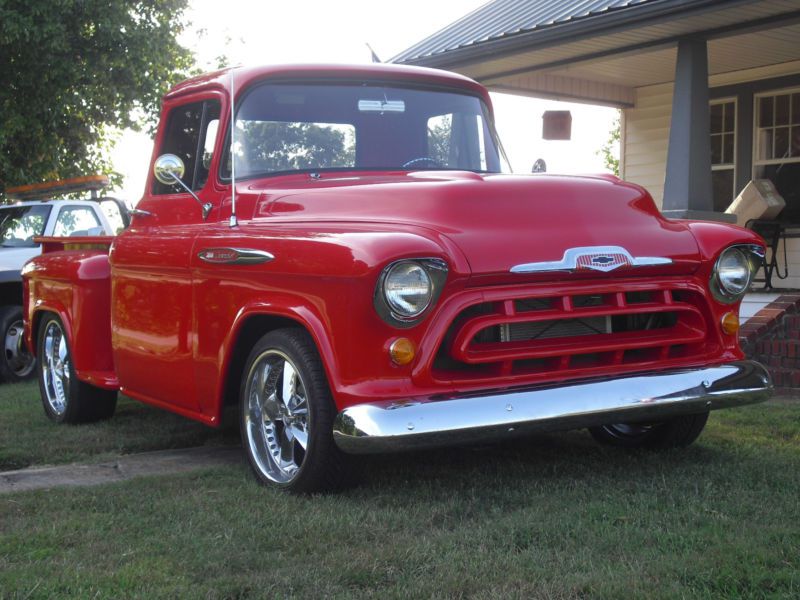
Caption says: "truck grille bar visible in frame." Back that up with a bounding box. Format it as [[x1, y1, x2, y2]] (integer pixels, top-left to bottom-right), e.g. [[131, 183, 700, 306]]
[[433, 285, 715, 384]]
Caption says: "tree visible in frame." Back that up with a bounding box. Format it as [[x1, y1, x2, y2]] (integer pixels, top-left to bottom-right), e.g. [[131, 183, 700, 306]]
[[236, 122, 355, 174], [0, 1, 195, 196], [598, 112, 621, 176]]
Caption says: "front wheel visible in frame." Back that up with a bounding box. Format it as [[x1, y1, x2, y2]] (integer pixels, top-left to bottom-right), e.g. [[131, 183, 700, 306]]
[[589, 412, 709, 449], [37, 314, 117, 423], [0, 306, 36, 382], [240, 328, 351, 493]]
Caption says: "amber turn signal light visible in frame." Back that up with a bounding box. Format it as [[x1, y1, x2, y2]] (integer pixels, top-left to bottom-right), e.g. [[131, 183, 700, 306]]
[[720, 312, 740, 335], [389, 338, 416, 365]]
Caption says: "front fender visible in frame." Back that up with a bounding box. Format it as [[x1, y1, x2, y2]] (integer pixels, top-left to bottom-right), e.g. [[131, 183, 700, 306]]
[[684, 221, 765, 262]]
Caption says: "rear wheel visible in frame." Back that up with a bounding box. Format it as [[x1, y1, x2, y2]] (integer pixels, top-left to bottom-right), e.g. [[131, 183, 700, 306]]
[[240, 328, 350, 493], [37, 314, 117, 423], [589, 412, 709, 449], [0, 306, 36, 382]]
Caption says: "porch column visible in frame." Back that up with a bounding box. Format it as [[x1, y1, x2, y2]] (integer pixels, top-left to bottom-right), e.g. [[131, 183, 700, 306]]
[[662, 38, 733, 221]]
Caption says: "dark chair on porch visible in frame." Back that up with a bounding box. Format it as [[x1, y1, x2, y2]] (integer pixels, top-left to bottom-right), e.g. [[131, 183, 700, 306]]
[[745, 219, 796, 290]]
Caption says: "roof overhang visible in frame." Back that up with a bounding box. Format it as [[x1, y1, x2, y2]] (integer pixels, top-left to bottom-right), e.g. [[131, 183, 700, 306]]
[[394, 0, 800, 107]]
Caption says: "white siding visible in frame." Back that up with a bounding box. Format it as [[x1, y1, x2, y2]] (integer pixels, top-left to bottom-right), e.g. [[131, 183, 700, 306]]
[[621, 61, 800, 209], [621, 83, 672, 207], [622, 63, 800, 291]]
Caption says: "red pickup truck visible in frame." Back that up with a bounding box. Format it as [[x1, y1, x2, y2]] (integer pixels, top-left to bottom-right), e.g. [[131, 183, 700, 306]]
[[23, 64, 772, 492]]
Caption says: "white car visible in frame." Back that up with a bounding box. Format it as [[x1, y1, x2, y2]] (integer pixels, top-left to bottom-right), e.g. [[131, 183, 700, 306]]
[[0, 187, 127, 382]]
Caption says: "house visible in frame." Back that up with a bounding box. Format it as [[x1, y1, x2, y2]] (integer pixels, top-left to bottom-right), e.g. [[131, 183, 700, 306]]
[[393, 0, 800, 290]]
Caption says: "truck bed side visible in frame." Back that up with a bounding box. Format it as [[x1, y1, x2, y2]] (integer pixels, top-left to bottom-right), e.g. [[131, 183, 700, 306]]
[[22, 241, 117, 390]]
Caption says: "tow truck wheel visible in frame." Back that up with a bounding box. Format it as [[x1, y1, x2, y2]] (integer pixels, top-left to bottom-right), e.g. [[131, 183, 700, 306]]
[[37, 314, 117, 424], [240, 328, 350, 493], [0, 306, 36, 382], [589, 412, 709, 449]]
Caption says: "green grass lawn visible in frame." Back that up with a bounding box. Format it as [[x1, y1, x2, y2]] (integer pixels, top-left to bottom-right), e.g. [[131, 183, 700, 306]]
[[0, 382, 237, 471], [1, 387, 798, 599]]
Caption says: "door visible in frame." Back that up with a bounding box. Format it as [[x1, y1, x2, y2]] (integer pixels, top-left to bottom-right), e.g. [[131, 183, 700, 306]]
[[111, 96, 222, 411]]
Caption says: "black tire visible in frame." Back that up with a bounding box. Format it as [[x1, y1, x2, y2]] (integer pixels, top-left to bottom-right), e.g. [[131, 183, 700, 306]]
[[0, 305, 36, 383], [37, 313, 117, 424], [239, 327, 351, 493], [589, 412, 709, 449]]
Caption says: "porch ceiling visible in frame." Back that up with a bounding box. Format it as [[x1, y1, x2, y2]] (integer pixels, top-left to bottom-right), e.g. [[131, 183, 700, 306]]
[[397, 0, 800, 106], [485, 20, 800, 106]]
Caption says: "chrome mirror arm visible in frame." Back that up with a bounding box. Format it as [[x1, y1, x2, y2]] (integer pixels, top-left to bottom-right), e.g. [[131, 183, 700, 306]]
[[167, 173, 213, 220]]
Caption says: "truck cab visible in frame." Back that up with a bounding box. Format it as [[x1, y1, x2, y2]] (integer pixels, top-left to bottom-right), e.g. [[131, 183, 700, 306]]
[[23, 64, 772, 492]]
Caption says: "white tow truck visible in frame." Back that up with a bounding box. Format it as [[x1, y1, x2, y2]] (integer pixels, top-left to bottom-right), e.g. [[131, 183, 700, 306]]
[[0, 176, 128, 382]]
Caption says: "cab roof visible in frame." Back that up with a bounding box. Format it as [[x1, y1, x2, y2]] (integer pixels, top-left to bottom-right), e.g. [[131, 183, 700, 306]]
[[164, 63, 492, 109]]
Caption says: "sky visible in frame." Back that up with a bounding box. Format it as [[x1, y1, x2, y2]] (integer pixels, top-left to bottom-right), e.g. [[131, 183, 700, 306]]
[[111, 0, 619, 203]]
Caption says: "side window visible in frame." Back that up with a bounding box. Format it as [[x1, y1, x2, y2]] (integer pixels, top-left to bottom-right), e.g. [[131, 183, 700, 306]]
[[152, 99, 221, 195], [53, 207, 102, 237]]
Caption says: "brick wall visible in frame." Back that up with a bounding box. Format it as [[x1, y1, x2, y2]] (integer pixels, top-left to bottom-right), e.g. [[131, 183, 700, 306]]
[[740, 294, 800, 391]]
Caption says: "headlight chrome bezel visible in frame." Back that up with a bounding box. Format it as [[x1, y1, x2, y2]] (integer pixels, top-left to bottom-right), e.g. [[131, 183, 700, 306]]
[[374, 258, 448, 327], [709, 244, 764, 304]]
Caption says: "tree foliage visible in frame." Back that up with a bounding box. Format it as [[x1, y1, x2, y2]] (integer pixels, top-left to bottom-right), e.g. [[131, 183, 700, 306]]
[[598, 112, 621, 176], [236, 122, 355, 174], [0, 0, 195, 195]]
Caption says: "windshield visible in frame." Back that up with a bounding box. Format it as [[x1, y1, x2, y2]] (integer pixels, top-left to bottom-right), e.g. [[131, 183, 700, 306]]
[[0, 205, 52, 247], [222, 82, 510, 179]]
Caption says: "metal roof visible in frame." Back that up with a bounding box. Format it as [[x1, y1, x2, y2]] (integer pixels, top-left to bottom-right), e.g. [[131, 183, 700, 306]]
[[393, 0, 692, 63]]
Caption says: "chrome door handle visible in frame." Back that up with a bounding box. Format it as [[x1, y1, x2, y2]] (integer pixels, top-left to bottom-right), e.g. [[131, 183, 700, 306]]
[[197, 247, 274, 265]]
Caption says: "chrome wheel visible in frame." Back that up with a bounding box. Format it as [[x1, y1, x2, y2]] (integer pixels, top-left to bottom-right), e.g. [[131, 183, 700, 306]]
[[41, 320, 70, 416], [244, 350, 310, 484], [4, 317, 35, 378]]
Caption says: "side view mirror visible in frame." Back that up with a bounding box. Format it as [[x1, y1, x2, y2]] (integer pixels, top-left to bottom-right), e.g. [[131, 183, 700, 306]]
[[152, 154, 212, 220], [153, 154, 186, 186]]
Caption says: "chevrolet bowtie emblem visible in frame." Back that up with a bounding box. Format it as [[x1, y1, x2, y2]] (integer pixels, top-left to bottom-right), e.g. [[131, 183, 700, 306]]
[[510, 246, 673, 274]]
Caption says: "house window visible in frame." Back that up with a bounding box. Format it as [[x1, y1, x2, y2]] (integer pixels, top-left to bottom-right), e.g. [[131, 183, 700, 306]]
[[754, 89, 800, 222], [710, 99, 736, 212]]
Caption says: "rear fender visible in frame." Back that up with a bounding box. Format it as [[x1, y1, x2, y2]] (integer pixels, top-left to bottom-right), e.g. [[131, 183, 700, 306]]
[[22, 251, 114, 381]]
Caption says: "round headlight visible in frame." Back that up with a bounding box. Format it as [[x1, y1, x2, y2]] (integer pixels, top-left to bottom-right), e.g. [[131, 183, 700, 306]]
[[714, 246, 752, 299], [384, 261, 433, 318]]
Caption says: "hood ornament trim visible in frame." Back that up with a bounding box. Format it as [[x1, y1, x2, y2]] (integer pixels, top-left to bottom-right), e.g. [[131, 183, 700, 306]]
[[511, 246, 672, 274]]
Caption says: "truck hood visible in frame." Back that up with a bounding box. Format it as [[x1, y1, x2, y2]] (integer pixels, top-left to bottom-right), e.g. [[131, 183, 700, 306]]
[[252, 172, 701, 280], [0, 246, 40, 271]]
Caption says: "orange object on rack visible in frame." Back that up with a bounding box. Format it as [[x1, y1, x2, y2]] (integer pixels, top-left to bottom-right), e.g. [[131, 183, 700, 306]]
[[5, 175, 109, 201]]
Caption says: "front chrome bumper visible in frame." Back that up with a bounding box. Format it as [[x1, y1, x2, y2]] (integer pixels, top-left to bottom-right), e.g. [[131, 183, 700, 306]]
[[332, 361, 772, 454]]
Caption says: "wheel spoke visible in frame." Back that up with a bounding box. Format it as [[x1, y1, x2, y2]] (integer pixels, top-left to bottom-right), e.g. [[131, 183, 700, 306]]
[[286, 392, 307, 416], [288, 423, 308, 450], [58, 336, 68, 362], [281, 360, 296, 405], [279, 425, 295, 465], [44, 332, 54, 364]]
